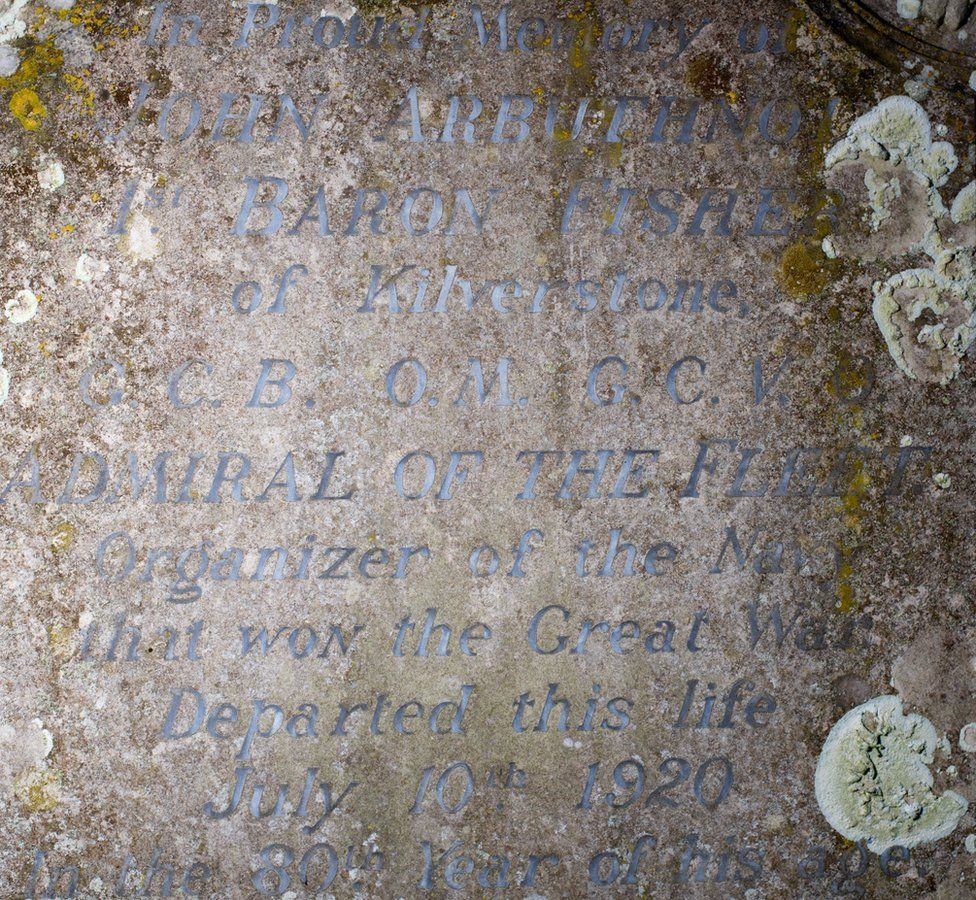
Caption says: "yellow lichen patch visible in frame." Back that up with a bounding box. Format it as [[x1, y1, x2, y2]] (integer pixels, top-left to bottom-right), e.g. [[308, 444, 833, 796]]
[[14, 767, 60, 813], [9, 87, 46, 130], [50, 521, 76, 554], [0, 38, 65, 127], [782, 9, 804, 54], [48, 624, 75, 659], [602, 140, 623, 168], [64, 0, 125, 42], [0, 3, 119, 129], [827, 349, 869, 401], [835, 553, 856, 613], [776, 240, 836, 297], [1, 37, 62, 86], [841, 468, 869, 531], [62, 71, 95, 115], [565, 0, 600, 92], [834, 460, 870, 613]]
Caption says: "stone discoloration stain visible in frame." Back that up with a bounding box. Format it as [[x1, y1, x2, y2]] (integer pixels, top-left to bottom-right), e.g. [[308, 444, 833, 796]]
[[0, 1, 972, 893]]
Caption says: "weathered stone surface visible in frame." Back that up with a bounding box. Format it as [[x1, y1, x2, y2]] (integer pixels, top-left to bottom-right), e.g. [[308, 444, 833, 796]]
[[0, 1, 973, 896]]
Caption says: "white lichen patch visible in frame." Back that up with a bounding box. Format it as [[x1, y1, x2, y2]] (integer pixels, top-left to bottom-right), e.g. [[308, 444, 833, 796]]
[[905, 65, 938, 103], [815, 696, 967, 853], [824, 156, 933, 261], [0, 718, 54, 786], [825, 96, 957, 189], [951, 181, 976, 224], [824, 96, 976, 383], [864, 168, 902, 231], [873, 268, 976, 385], [0, 42, 18, 76], [74, 252, 108, 283], [933, 472, 951, 489], [0, 0, 29, 45], [123, 212, 160, 263], [5, 287, 38, 324], [36, 158, 64, 192], [0, 284, 40, 407], [896, 0, 921, 18], [55, 26, 93, 68], [960, 723, 976, 752]]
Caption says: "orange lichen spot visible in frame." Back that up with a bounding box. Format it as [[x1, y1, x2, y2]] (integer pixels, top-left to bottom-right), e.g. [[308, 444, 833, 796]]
[[1, 38, 64, 92], [62, 72, 96, 114], [9, 88, 46, 130]]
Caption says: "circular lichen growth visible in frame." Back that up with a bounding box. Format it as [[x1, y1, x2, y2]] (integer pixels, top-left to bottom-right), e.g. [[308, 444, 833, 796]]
[[872, 266, 976, 385], [5, 287, 39, 324], [9, 87, 46, 130], [815, 696, 967, 853]]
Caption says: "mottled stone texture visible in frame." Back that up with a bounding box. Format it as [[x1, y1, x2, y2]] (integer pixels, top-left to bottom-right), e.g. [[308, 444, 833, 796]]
[[0, 0, 974, 897]]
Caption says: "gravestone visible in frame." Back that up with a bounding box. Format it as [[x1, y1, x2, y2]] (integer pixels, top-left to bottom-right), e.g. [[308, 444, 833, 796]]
[[0, 0, 974, 896]]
